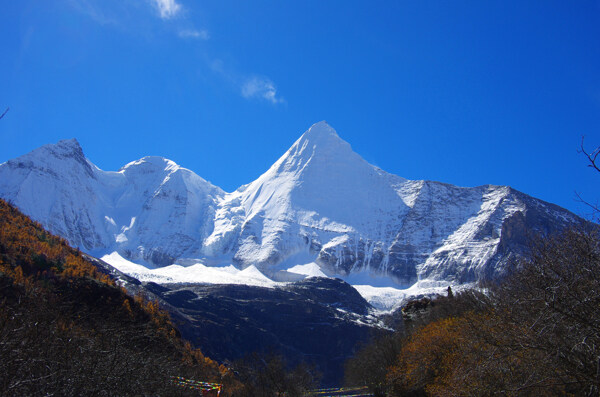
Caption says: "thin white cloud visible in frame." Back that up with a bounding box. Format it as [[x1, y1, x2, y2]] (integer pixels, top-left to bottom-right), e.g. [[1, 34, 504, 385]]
[[68, 0, 118, 26], [152, 0, 181, 19], [70, 2, 284, 105], [178, 29, 209, 40], [241, 77, 285, 104]]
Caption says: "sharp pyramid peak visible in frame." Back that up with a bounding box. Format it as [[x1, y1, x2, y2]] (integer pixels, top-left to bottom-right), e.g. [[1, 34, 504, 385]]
[[49, 138, 83, 154], [33, 138, 86, 162], [4, 138, 95, 177], [56, 138, 82, 148], [260, 121, 366, 179], [299, 121, 342, 143], [304, 120, 337, 136], [292, 121, 355, 156]]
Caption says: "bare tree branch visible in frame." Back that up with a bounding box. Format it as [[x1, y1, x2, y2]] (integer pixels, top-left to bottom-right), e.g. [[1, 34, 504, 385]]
[[0, 107, 8, 120], [576, 136, 600, 217], [579, 136, 600, 173], [575, 191, 600, 214]]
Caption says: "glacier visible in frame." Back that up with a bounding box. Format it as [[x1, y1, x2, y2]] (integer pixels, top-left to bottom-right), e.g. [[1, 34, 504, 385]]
[[0, 122, 583, 309]]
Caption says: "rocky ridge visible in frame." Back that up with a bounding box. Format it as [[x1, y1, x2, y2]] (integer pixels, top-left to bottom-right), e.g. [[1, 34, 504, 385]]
[[0, 122, 582, 287]]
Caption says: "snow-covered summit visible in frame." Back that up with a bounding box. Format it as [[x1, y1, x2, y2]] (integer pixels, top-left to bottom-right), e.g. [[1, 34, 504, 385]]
[[297, 120, 344, 147], [120, 156, 180, 173], [0, 123, 583, 289], [32, 137, 83, 155], [258, 120, 355, 177], [225, 122, 416, 271], [7, 138, 91, 174], [50, 138, 84, 154]]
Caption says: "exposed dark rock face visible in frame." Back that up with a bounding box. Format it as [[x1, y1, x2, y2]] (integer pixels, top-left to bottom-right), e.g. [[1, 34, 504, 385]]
[[153, 279, 377, 386], [92, 255, 381, 385], [284, 277, 371, 316], [99, 266, 381, 386]]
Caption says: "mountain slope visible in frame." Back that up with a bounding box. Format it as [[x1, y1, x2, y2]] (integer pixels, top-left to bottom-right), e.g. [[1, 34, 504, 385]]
[[0, 140, 224, 266], [0, 122, 583, 287], [131, 277, 377, 386], [0, 198, 227, 395]]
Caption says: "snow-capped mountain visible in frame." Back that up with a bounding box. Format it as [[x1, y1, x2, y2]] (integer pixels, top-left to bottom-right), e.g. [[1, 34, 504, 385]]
[[0, 122, 582, 288]]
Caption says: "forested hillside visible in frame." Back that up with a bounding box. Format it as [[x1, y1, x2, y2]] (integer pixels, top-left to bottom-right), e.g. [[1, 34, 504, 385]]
[[346, 227, 600, 396], [0, 198, 236, 396]]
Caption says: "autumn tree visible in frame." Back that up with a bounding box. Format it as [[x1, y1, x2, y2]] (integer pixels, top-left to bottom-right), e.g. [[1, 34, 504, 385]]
[[0, 199, 227, 396], [345, 289, 488, 396], [344, 331, 403, 397], [380, 227, 600, 396], [231, 353, 319, 397]]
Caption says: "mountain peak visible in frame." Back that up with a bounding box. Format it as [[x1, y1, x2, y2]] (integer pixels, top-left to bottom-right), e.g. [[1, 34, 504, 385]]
[[57, 138, 82, 148], [21, 138, 89, 168], [302, 120, 338, 139], [239, 121, 410, 230], [120, 156, 180, 174], [50, 138, 84, 157], [263, 121, 355, 178], [284, 121, 355, 163], [298, 121, 346, 148]]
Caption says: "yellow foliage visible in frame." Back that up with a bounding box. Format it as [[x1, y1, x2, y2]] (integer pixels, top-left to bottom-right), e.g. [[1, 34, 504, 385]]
[[0, 199, 114, 287], [122, 299, 134, 318], [0, 199, 226, 390], [388, 317, 465, 394]]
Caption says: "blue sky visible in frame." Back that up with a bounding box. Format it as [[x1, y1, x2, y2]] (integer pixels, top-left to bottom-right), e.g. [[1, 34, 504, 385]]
[[1, 1, 599, 217]]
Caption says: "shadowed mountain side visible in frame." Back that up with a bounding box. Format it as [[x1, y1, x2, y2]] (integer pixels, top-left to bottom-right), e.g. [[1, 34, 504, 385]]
[[103, 273, 382, 387]]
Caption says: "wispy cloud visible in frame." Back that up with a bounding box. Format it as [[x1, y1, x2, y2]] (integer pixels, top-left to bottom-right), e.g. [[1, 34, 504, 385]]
[[151, 1, 211, 41], [152, 0, 181, 19], [74, 0, 209, 39], [68, 0, 119, 26], [178, 29, 209, 40], [69, 1, 284, 105], [241, 77, 285, 104], [212, 61, 285, 105]]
